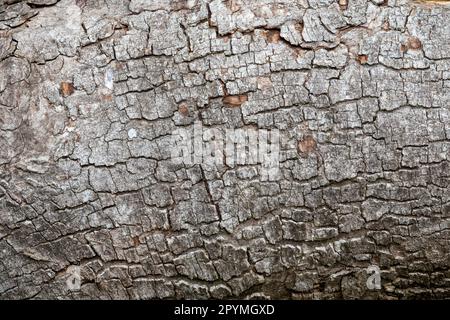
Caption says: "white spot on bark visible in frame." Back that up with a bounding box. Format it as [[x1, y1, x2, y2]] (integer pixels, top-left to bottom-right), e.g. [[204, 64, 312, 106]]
[[128, 128, 137, 139], [105, 69, 114, 90]]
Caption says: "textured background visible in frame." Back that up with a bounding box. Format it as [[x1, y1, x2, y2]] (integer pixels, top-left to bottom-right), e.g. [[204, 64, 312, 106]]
[[0, 0, 450, 299]]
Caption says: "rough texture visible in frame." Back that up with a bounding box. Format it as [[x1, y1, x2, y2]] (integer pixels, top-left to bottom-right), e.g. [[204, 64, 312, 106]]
[[0, 0, 450, 299]]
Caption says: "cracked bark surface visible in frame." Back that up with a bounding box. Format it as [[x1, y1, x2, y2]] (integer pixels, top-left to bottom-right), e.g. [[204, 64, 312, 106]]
[[0, 0, 450, 299]]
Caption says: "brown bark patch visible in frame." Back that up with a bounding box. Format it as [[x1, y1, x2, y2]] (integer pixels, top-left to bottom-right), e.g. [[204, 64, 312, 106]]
[[60, 82, 74, 97], [339, 0, 348, 10], [75, 0, 87, 8], [223, 94, 248, 107], [298, 135, 317, 154], [358, 55, 368, 64], [257, 77, 273, 90], [225, 0, 241, 12], [132, 236, 140, 247], [178, 103, 189, 116], [101, 94, 113, 102], [407, 37, 422, 50], [264, 30, 281, 44]]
